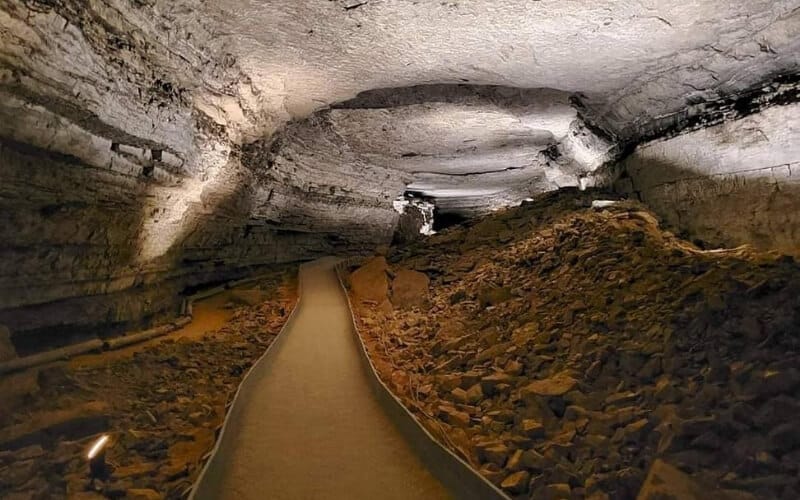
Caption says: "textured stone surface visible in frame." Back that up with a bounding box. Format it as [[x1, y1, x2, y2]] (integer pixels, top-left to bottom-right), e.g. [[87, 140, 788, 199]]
[[390, 269, 430, 310], [617, 103, 800, 255], [349, 257, 390, 304], [0, 269, 296, 498], [0, 0, 799, 344], [352, 191, 800, 499]]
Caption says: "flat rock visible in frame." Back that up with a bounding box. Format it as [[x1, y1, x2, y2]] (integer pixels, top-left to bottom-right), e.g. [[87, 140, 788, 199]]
[[391, 269, 430, 309], [349, 257, 390, 303], [637, 459, 750, 500], [501, 470, 530, 495], [522, 371, 578, 397]]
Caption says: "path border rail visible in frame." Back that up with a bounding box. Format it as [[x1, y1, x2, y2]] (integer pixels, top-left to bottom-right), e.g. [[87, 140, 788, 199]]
[[188, 267, 305, 500], [334, 257, 510, 500]]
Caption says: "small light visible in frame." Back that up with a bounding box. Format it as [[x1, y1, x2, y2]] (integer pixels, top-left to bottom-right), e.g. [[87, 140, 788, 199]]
[[87, 434, 109, 459], [591, 200, 618, 209], [87, 434, 111, 481]]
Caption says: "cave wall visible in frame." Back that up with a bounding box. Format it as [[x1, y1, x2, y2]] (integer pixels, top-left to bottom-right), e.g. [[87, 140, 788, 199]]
[[615, 102, 800, 255], [0, 1, 401, 348], [2, 0, 800, 348]]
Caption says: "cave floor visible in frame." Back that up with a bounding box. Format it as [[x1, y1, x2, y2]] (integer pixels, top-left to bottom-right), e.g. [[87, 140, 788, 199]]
[[0, 269, 298, 499], [193, 257, 449, 500]]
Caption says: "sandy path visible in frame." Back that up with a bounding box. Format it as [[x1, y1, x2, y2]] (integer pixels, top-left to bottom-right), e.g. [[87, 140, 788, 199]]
[[192, 257, 450, 500]]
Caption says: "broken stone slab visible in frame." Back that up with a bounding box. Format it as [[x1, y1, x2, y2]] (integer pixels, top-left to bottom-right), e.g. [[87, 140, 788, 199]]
[[521, 419, 546, 439], [535, 483, 571, 499], [349, 257, 390, 303], [465, 384, 483, 404], [637, 459, 753, 500], [391, 269, 430, 309], [126, 489, 163, 500], [480, 372, 513, 395], [501, 470, 530, 495], [521, 371, 578, 397], [481, 443, 510, 467], [0, 401, 110, 451], [437, 405, 470, 427]]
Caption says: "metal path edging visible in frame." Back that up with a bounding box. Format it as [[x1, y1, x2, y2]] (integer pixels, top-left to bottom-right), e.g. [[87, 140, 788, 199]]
[[188, 266, 305, 500], [334, 259, 510, 500]]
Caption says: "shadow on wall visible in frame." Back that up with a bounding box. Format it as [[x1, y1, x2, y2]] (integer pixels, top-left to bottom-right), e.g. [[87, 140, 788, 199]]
[[616, 156, 800, 256], [0, 140, 381, 355], [0, 139, 167, 353]]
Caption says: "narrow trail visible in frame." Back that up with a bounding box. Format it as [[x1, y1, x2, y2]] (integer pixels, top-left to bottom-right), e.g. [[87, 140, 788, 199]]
[[192, 257, 450, 500]]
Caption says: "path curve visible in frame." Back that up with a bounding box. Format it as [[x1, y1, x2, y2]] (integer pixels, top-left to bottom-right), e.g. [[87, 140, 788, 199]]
[[192, 257, 450, 500]]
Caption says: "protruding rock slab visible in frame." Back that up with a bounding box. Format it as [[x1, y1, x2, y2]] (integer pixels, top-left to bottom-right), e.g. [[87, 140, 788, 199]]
[[0, 401, 110, 451], [521, 371, 578, 397], [349, 257, 390, 303], [637, 459, 753, 500], [391, 269, 430, 309]]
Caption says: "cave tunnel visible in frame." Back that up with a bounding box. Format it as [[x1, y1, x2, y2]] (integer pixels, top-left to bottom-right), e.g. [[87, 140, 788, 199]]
[[1, 1, 800, 499]]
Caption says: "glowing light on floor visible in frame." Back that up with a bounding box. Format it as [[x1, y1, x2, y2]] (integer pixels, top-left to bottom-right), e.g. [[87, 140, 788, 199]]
[[87, 434, 110, 459]]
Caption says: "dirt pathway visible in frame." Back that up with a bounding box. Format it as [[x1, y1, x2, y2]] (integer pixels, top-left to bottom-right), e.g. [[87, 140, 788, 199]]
[[192, 257, 449, 500]]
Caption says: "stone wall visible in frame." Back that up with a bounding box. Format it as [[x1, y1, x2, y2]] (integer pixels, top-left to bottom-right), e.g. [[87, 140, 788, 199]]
[[0, 1, 402, 350], [615, 103, 800, 255]]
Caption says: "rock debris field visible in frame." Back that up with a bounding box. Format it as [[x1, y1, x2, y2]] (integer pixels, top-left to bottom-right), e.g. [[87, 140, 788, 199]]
[[348, 190, 800, 500], [0, 269, 297, 500]]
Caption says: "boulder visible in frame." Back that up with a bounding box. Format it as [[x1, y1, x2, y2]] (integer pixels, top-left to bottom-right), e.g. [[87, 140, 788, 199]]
[[391, 269, 430, 309], [522, 371, 578, 397], [349, 257, 390, 303], [477, 286, 512, 308], [501, 470, 530, 495], [637, 459, 748, 500]]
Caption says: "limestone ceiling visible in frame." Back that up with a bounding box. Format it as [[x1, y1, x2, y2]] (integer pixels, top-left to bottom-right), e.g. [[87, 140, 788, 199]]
[[206, 0, 800, 212], [2, 0, 799, 216]]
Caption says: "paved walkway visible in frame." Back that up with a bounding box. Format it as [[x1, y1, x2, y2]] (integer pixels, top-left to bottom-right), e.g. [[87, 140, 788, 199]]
[[192, 257, 450, 500]]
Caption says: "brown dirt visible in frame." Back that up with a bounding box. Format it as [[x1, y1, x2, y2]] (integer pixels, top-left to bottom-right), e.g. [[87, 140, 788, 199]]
[[349, 190, 800, 500], [0, 266, 298, 500]]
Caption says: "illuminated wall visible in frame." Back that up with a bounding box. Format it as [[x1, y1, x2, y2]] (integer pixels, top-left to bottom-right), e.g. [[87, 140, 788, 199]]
[[616, 102, 800, 255]]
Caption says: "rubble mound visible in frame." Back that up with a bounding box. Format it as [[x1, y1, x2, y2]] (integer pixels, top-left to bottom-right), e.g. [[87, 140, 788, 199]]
[[0, 269, 297, 499], [349, 190, 800, 500]]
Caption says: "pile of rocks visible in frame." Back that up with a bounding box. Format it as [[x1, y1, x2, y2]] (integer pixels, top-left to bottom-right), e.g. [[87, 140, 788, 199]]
[[349, 190, 800, 499], [0, 269, 297, 500]]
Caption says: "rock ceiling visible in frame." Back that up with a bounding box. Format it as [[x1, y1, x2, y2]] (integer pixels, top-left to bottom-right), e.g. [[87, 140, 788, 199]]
[[212, 0, 799, 212], [1, 0, 799, 334], [3, 1, 799, 215]]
